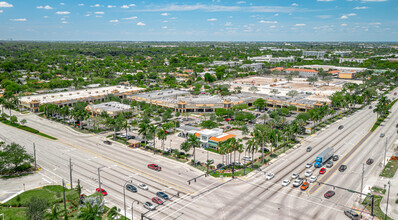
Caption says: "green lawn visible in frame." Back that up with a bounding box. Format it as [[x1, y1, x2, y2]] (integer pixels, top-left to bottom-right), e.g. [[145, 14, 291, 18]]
[[380, 160, 398, 178], [371, 186, 386, 194], [362, 195, 393, 220]]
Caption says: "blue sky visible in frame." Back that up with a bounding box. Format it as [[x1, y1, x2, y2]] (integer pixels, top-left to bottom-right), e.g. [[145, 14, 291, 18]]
[[0, 0, 397, 41]]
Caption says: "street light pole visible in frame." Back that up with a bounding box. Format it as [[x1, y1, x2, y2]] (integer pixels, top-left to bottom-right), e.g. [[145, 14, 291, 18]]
[[98, 167, 101, 192], [360, 163, 364, 202], [384, 137, 388, 167], [62, 179, 67, 218], [124, 180, 133, 219], [69, 157, 73, 189], [33, 143, 37, 170], [131, 200, 139, 220], [385, 180, 391, 220]]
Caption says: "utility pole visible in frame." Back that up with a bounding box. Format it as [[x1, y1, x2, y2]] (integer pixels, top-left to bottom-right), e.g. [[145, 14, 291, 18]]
[[62, 179, 67, 218], [384, 137, 388, 167], [98, 168, 101, 192], [360, 163, 364, 202], [33, 143, 37, 170], [69, 158, 73, 189], [385, 181, 391, 220]]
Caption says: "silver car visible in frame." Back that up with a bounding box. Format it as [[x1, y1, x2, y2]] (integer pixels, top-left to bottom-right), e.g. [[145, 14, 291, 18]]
[[305, 170, 313, 177], [281, 179, 290, 186], [266, 173, 275, 180], [326, 161, 333, 168], [309, 176, 317, 183], [144, 202, 156, 211], [291, 173, 299, 179]]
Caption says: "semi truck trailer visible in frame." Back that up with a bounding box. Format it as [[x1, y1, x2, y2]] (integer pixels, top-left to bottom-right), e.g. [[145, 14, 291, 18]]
[[314, 147, 334, 168]]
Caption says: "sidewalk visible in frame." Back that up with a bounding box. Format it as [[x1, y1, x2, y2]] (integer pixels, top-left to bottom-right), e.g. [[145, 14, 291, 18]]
[[379, 172, 398, 220]]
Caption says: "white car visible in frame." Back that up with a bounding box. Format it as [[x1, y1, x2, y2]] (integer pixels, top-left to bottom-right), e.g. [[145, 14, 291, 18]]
[[305, 163, 312, 168], [309, 176, 317, 183], [293, 179, 304, 187], [138, 183, 148, 190], [266, 173, 275, 180], [305, 170, 313, 177], [281, 179, 290, 186], [143, 202, 156, 210], [242, 156, 253, 161], [291, 173, 299, 179]]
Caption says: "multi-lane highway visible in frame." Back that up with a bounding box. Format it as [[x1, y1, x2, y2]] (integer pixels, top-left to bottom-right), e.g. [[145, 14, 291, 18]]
[[1, 90, 397, 219]]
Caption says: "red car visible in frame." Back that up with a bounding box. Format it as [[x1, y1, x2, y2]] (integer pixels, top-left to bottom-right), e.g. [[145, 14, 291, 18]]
[[152, 197, 164, 205], [148, 164, 162, 171], [96, 188, 108, 196], [324, 190, 335, 199], [319, 168, 326, 174], [225, 118, 230, 121]]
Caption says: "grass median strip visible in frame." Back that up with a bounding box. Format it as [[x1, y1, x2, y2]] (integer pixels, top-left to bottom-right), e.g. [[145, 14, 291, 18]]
[[0, 118, 57, 140], [380, 159, 398, 178]]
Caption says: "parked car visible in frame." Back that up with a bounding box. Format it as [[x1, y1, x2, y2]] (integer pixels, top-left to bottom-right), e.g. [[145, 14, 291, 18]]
[[293, 178, 304, 187], [138, 183, 148, 190], [344, 209, 362, 220], [305, 170, 313, 177], [242, 156, 253, 161], [306, 147, 312, 152], [369, 106, 373, 109], [156, 191, 169, 200], [380, 133, 385, 137], [338, 125, 344, 130], [332, 155, 339, 161], [144, 202, 156, 210], [148, 164, 162, 171], [217, 163, 225, 169], [96, 188, 107, 196], [231, 162, 243, 167], [305, 163, 313, 168], [309, 176, 317, 183], [326, 161, 333, 168], [291, 173, 299, 179], [126, 184, 137, 193], [300, 182, 309, 191], [319, 168, 326, 174], [152, 197, 164, 205], [266, 173, 275, 180], [281, 179, 290, 187], [339, 165, 347, 172], [103, 140, 112, 145], [324, 190, 335, 199], [366, 158, 374, 165]]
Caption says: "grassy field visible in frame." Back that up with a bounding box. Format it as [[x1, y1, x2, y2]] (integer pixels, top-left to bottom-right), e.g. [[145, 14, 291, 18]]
[[362, 195, 393, 220], [380, 159, 398, 178]]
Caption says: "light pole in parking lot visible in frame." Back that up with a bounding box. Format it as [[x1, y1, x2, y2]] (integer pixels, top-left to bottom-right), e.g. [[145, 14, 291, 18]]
[[123, 180, 133, 219], [131, 200, 139, 220]]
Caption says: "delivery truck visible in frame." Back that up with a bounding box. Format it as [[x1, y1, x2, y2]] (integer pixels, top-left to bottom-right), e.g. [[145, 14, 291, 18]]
[[314, 147, 334, 168]]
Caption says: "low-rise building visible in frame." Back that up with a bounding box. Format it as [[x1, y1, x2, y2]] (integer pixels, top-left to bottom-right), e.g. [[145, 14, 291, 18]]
[[302, 51, 326, 58], [194, 128, 236, 149], [241, 63, 264, 71], [85, 101, 132, 117], [339, 58, 366, 63], [284, 68, 319, 77], [248, 55, 295, 63]]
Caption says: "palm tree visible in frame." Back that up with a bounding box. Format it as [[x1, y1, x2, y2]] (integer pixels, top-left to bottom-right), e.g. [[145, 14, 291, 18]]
[[181, 134, 201, 165], [253, 124, 269, 164], [157, 128, 168, 153], [138, 122, 149, 148], [106, 206, 119, 220], [246, 137, 258, 169], [260, 114, 268, 124], [78, 203, 102, 220], [0, 97, 5, 113], [44, 205, 61, 220]]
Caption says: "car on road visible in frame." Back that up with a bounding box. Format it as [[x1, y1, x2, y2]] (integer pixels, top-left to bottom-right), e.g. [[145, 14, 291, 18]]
[[156, 191, 169, 200], [305, 163, 313, 168], [231, 162, 243, 167], [281, 179, 290, 187], [309, 176, 317, 183], [242, 156, 253, 161], [380, 133, 385, 137], [217, 163, 225, 169], [148, 164, 161, 171], [344, 209, 362, 220], [152, 197, 164, 205], [369, 106, 373, 109], [96, 188, 107, 196], [305, 170, 313, 177], [339, 165, 347, 172], [319, 168, 326, 174], [291, 173, 299, 179], [138, 183, 148, 190], [266, 173, 275, 180], [332, 155, 339, 161], [366, 158, 374, 165], [324, 190, 335, 199], [103, 140, 112, 145], [338, 125, 344, 130], [126, 184, 137, 193], [300, 182, 309, 191], [293, 178, 304, 187], [144, 202, 156, 211], [306, 147, 312, 152], [326, 161, 333, 168]]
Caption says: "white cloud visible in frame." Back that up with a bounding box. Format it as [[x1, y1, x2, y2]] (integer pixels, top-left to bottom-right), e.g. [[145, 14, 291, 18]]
[[274, 13, 279, 16], [138, 4, 295, 13], [0, 9, 3, 13], [121, 5, 129, 9], [136, 22, 146, 26], [317, 15, 331, 19], [9, 18, 27, 21], [85, 14, 91, 17], [44, 16, 48, 18], [340, 13, 356, 19], [37, 5, 53, 10], [341, 23, 347, 26], [94, 11, 104, 14], [270, 25, 276, 28], [340, 15, 348, 19], [95, 15, 102, 18], [259, 20, 278, 24], [129, 4, 136, 7], [107, 5, 116, 8], [163, 20, 168, 22], [207, 18, 217, 21], [237, 1, 246, 3], [62, 21, 68, 24], [354, 6, 368, 9], [317, 0, 334, 1], [78, 4, 84, 7], [61, 18, 66, 20], [294, 23, 306, 26], [162, 26, 167, 29], [60, 3, 65, 6], [90, 4, 101, 7], [122, 16, 138, 20], [225, 22, 232, 26], [361, 0, 387, 1], [161, 13, 169, 16], [369, 22, 381, 25], [0, 1, 13, 7], [347, 13, 357, 16], [56, 11, 70, 15], [291, 3, 299, 6], [110, 19, 119, 23]]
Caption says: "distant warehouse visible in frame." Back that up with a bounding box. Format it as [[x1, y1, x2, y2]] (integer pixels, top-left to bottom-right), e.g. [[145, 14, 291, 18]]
[[19, 85, 145, 112]]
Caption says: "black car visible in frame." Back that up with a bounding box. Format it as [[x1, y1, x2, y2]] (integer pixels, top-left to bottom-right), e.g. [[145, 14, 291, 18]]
[[344, 209, 362, 220], [338, 165, 347, 172], [332, 155, 339, 161], [338, 125, 344, 130], [217, 163, 225, 169], [126, 184, 137, 193], [103, 140, 112, 145], [324, 190, 335, 199], [306, 147, 312, 152], [156, 191, 169, 200], [369, 106, 373, 109], [366, 158, 374, 165]]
